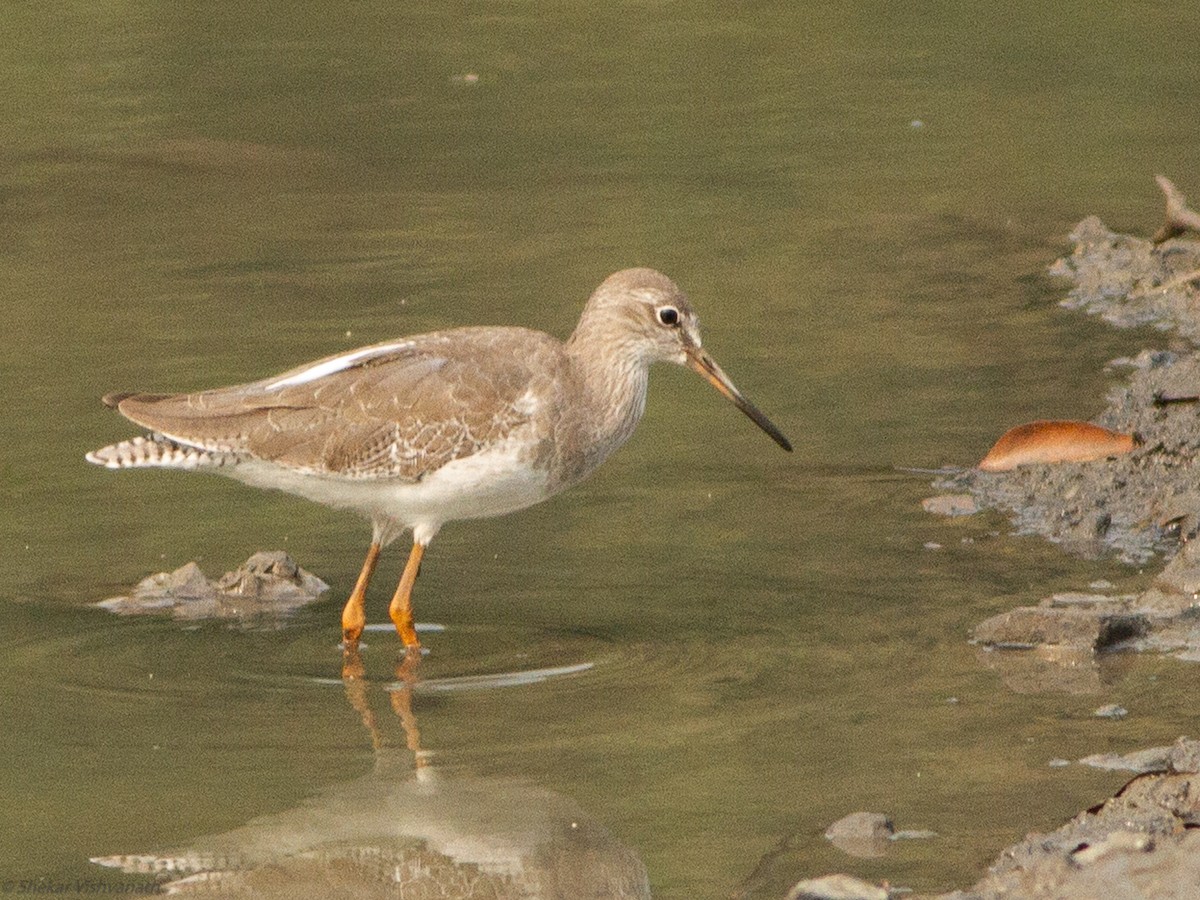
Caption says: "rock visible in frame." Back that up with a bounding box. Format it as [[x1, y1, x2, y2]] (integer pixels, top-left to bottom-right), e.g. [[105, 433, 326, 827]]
[[1094, 704, 1128, 719], [161, 561, 214, 598], [971, 605, 1147, 651], [963, 554, 1200, 677], [1079, 746, 1172, 774], [97, 552, 328, 623], [1152, 539, 1200, 595], [1127, 586, 1200, 621], [922, 494, 979, 517], [1069, 830, 1152, 866], [215, 550, 329, 602], [1046, 592, 1113, 608], [786, 874, 889, 900], [824, 812, 894, 859], [1167, 735, 1200, 774], [939, 739, 1200, 899], [891, 829, 937, 841]]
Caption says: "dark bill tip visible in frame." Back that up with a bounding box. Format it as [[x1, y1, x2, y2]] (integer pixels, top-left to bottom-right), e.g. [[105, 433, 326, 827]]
[[685, 348, 793, 452]]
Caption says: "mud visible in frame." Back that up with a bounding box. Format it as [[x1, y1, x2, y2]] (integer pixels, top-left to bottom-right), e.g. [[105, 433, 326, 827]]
[[932, 346, 1200, 563], [783, 739, 1200, 900], [924, 737, 1200, 900], [929, 217, 1200, 564], [1052, 215, 1200, 339], [97, 550, 328, 622], [863, 206, 1200, 899]]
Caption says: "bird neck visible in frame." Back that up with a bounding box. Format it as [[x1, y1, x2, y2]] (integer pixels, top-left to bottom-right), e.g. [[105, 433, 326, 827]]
[[564, 321, 652, 459]]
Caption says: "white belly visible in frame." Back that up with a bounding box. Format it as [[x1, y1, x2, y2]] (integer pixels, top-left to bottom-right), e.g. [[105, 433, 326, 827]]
[[227, 439, 553, 545]]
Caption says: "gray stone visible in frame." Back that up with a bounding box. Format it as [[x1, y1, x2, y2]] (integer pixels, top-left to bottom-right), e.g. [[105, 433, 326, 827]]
[[922, 493, 979, 517], [824, 812, 894, 859], [786, 874, 889, 900], [972, 605, 1148, 651], [1079, 746, 1172, 774], [97, 552, 328, 622], [1070, 830, 1152, 866]]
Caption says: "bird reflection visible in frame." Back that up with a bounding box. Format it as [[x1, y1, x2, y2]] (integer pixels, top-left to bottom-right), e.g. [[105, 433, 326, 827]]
[[93, 649, 651, 898]]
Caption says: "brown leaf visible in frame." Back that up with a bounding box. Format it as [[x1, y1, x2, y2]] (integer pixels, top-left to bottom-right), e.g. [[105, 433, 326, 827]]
[[978, 420, 1136, 472]]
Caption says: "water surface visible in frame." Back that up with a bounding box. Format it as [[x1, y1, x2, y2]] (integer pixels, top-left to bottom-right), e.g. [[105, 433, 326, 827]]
[[3, 3, 1200, 897]]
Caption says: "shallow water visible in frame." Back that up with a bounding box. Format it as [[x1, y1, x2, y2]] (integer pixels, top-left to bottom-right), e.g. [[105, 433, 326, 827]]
[[4, 3, 1200, 897]]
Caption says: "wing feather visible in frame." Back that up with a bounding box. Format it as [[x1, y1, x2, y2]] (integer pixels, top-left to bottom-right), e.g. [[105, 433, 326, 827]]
[[112, 328, 561, 480]]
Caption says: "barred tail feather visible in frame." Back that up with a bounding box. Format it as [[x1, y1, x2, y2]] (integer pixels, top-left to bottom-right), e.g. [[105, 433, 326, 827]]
[[85, 434, 236, 470], [90, 852, 233, 875]]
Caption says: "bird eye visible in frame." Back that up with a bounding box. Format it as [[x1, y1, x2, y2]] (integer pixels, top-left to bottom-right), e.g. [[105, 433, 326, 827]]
[[656, 306, 680, 327]]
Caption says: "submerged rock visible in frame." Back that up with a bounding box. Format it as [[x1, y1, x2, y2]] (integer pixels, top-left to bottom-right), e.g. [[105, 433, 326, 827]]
[[787, 874, 890, 900], [824, 812, 894, 859], [1080, 736, 1200, 776], [1079, 746, 1172, 774], [97, 551, 328, 623], [922, 494, 980, 517], [973, 643, 1116, 695]]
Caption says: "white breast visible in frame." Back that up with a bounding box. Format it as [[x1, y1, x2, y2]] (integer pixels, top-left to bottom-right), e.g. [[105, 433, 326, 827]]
[[226, 435, 553, 545]]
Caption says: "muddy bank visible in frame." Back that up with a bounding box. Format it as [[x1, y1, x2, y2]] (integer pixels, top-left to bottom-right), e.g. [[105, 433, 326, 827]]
[[870, 206, 1200, 900], [930, 215, 1200, 563], [924, 212, 1200, 671], [924, 737, 1200, 900], [971, 535, 1200, 683], [933, 345, 1200, 563], [776, 739, 1200, 900], [1053, 214, 1200, 340]]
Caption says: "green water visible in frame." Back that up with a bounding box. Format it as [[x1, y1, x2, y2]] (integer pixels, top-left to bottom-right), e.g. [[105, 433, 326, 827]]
[[4, 2, 1200, 897]]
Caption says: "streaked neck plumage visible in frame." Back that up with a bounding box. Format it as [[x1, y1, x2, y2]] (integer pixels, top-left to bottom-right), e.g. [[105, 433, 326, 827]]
[[560, 302, 654, 479]]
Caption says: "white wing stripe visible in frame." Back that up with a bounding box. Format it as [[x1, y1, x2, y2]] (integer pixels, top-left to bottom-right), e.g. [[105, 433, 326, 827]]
[[265, 341, 415, 390]]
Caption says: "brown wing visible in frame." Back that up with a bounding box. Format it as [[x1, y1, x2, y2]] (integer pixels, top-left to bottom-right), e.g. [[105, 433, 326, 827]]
[[111, 327, 562, 481]]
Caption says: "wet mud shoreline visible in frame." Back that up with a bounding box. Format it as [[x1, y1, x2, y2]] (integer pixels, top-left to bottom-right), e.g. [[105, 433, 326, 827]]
[[833, 197, 1200, 900], [934, 215, 1200, 565]]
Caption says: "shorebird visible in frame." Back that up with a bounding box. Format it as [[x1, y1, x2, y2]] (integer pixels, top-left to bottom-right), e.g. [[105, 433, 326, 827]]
[[87, 268, 792, 651]]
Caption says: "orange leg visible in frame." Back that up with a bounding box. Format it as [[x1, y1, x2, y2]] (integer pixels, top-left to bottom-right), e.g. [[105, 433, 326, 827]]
[[341, 541, 381, 645], [388, 541, 426, 650]]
